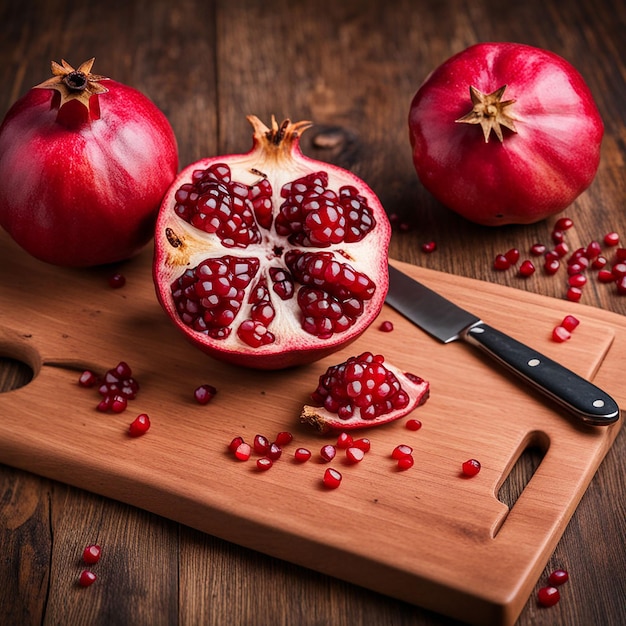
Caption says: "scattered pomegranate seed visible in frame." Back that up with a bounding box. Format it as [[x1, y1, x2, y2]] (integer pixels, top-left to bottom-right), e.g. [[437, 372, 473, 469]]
[[597, 269, 615, 283], [616, 276, 626, 295], [551, 229, 565, 244], [78, 570, 97, 587], [568, 273, 587, 288], [256, 457, 273, 471], [504, 248, 520, 264], [275, 431, 293, 446], [397, 455, 414, 470], [82, 545, 101, 565], [391, 444, 413, 460], [379, 320, 394, 332], [530, 243, 546, 256], [566, 287, 583, 302], [234, 442, 252, 461], [421, 240, 437, 253], [561, 315, 580, 332], [320, 444, 336, 462], [585, 240, 601, 259], [548, 569, 569, 585], [554, 242, 569, 257], [518, 260, 535, 277], [462, 459, 481, 476], [554, 217, 574, 231], [229, 436, 244, 453], [129, 413, 151, 437], [591, 255, 607, 270], [345, 446, 365, 464], [616, 248, 626, 261], [336, 432, 353, 449], [78, 370, 99, 388], [108, 272, 126, 289], [267, 443, 282, 460], [612, 262, 626, 278], [493, 254, 510, 271], [406, 418, 422, 431], [322, 467, 342, 489], [567, 262, 586, 275], [253, 434, 270, 455], [294, 447, 312, 462], [194, 384, 217, 404], [604, 232, 619, 246], [552, 326, 571, 343], [544, 258, 560, 275], [352, 437, 371, 452], [537, 586, 561, 607]]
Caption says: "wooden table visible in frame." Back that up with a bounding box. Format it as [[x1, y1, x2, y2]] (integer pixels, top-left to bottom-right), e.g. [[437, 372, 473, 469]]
[[1, 0, 624, 624]]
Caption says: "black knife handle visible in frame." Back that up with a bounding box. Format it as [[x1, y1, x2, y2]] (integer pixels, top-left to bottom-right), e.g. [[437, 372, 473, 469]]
[[462, 322, 620, 426]]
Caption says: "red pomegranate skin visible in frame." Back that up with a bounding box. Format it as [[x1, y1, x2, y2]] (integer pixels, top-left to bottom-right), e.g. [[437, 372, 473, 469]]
[[0, 81, 178, 266], [408, 43, 604, 225]]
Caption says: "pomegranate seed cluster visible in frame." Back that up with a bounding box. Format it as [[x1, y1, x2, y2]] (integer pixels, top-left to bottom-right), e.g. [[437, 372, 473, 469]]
[[78, 361, 139, 413], [537, 567, 570, 608], [78, 544, 102, 588], [310, 352, 412, 420], [493, 218, 626, 301]]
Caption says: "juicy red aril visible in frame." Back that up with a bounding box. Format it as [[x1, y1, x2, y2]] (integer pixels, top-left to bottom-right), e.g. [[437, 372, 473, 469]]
[[612, 262, 626, 277], [504, 248, 520, 264], [310, 352, 411, 421], [320, 444, 336, 462], [234, 442, 252, 461], [493, 254, 510, 271], [129, 413, 151, 437], [604, 232, 619, 246], [397, 455, 414, 470], [421, 240, 437, 253], [616, 248, 626, 261], [256, 457, 273, 471], [78, 370, 98, 388], [275, 431, 293, 446], [519, 260, 535, 277], [616, 276, 626, 295], [530, 243, 546, 256], [554, 217, 574, 231], [462, 459, 481, 476], [552, 326, 571, 343], [567, 262, 586, 275], [194, 384, 217, 404], [345, 447, 365, 463], [83, 545, 101, 565], [379, 320, 394, 332], [229, 436, 244, 453], [585, 240, 601, 259], [566, 287, 583, 302], [568, 273, 587, 288], [352, 437, 371, 452], [554, 242, 569, 257], [406, 418, 422, 431], [294, 447, 312, 462], [548, 569, 569, 585], [597, 269, 615, 283], [561, 315, 580, 331], [253, 434, 270, 455], [322, 467, 342, 489], [267, 443, 282, 460], [78, 570, 97, 587], [391, 444, 413, 460], [544, 258, 561, 275], [108, 272, 126, 288], [592, 255, 607, 269], [336, 432, 353, 449], [537, 586, 560, 607]]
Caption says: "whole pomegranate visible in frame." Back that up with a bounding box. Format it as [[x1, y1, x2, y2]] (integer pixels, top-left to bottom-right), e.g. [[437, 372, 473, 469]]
[[153, 115, 391, 370], [408, 43, 604, 225], [0, 58, 178, 266]]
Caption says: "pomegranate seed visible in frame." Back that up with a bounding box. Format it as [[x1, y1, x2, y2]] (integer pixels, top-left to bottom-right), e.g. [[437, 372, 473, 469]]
[[421, 240, 437, 253], [567, 262, 586, 275], [275, 431, 293, 446], [566, 287, 583, 302], [320, 444, 336, 462], [548, 569, 569, 585], [391, 444, 413, 459], [551, 229, 565, 243], [530, 243, 546, 256], [82, 545, 101, 565], [78, 370, 98, 387], [504, 248, 520, 264], [345, 447, 365, 464], [110, 395, 128, 413], [561, 315, 580, 332], [537, 586, 560, 607], [194, 384, 217, 404], [253, 434, 270, 455], [397, 455, 414, 470], [544, 250, 560, 262], [554, 217, 573, 231], [352, 437, 371, 452], [585, 240, 601, 259], [234, 442, 252, 461], [616, 276, 626, 295], [108, 272, 126, 288], [603, 232, 619, 246], [379, 320, 394, 332], [616, 248, 626, 261], [518, 260, 535, 277], [544, 258, 561, 275], [612, 262, 626, 278], [568, 274, 587, 288], [78, 570, 97, 587], [597, 269, 615, 283], [129, 413, 150, 437], [591, 255, 607, 269], [294, 447, 312, 462], [267, 443, 282, 460], [462, 459, 481, 476], [554, 242, 569, 257], [228, 436, 244, 453], [406, 418, 422, 431], [552, 326, 571, 343], [256, 457, 273, 471], [336, 432, 353, 449], [323, 467, 342, 489], [493, 254, 510, 271]]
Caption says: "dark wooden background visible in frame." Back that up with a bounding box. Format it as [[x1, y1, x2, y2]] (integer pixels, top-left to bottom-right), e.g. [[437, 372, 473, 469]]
[[1, 0, 624, 624]]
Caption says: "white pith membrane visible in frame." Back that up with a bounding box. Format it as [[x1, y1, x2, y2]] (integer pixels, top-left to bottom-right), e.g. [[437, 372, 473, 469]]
[[153, 117, 391, 367]]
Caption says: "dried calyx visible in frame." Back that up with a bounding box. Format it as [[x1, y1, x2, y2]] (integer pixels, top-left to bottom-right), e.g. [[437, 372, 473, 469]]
[[455, 85, 517, 143]]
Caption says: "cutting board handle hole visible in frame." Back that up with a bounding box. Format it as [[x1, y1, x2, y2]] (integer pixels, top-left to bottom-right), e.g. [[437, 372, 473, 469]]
[[494, 431, 549, 536], [0, 357, 35, 392]]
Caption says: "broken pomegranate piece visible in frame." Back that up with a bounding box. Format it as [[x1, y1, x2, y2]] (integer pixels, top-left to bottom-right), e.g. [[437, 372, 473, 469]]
[[300, 351, 429, 432]]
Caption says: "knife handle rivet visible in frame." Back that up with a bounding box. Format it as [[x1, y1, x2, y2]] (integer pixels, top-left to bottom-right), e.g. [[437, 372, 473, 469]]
[[593, 399, 606, 408], [528, 358, 541, 367]]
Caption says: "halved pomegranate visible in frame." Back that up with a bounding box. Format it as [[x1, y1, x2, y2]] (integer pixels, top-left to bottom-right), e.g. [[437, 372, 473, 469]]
[[153, 116, 391, 369], [300, 352, 429, 432]]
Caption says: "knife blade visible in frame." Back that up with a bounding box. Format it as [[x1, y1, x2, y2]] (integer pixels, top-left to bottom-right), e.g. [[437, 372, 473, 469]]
[[385, 264, 620, 426]]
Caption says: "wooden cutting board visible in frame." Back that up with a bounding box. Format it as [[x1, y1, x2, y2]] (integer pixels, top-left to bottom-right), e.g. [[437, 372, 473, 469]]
[[0, 230, 623, 626]]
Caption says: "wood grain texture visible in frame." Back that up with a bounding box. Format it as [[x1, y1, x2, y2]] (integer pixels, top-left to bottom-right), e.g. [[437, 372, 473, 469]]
[[1, 0, 625, 625]]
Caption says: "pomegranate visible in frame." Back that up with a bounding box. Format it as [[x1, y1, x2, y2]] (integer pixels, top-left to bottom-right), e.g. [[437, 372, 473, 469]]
[[153, 115, 391, 369], [408, 43, 603, 225], [300, 351, 429, 433], [0, 58, 178, 266]]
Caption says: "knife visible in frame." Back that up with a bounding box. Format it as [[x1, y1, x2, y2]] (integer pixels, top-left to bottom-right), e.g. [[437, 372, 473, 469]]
[[385, 264, 620, 426]]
